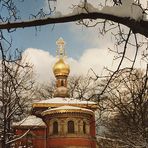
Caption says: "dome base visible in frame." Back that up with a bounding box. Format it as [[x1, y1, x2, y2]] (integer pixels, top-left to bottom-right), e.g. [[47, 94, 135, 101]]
[[53, 86, 69, 98]]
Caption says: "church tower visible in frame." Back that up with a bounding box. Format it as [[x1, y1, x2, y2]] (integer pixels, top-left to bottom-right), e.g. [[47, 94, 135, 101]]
[[13, 38, 98, 148], [53, 37, 70, 97]]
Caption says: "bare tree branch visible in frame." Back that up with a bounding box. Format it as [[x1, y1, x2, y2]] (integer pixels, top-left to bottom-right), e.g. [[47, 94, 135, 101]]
[[0, 13, 148, 37], [6, 129, 30, 145]]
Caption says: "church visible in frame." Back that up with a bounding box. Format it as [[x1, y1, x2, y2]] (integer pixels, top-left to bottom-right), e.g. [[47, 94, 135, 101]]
[[13, 38, 98, 148]]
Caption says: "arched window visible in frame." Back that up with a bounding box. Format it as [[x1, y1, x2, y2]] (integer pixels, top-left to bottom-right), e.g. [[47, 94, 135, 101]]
[[53, 121, 58, 134], [61, 80, 64, 86], [68, 120, 74, 133], [83, 121, 86, 134]]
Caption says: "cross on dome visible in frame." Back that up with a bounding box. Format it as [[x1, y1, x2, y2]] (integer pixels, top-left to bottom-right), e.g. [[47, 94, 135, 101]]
[[56, 37, 66, 58], [53, 37, 70, 97]]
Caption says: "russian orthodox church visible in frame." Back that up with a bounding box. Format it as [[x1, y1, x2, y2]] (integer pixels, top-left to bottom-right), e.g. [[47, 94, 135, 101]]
[[13, 38, 98, 148]]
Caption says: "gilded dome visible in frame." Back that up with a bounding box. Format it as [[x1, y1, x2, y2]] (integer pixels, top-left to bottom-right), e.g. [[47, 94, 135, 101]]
[[53, 58, 70, 77]]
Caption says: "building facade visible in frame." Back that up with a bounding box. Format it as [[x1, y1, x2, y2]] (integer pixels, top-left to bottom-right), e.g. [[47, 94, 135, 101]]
[[13, 38, 97, 148]]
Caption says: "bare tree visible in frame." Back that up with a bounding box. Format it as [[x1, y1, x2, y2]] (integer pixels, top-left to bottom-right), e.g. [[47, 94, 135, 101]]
[[0, 2, 148, 147], [68, 76, 97, 100], [34, 81, 55, 100], [97, 68, 148, 147], [35, 75, 97, 100], [0, 0, 147, 38], [0, 43, 34, 148], [0, 0, 147, 98]]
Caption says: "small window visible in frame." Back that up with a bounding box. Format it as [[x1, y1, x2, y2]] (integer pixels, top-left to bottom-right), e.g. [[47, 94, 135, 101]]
[[53, 121, 58, 134], [83, 121, 86, 134], [61, 80, 64, 86], [68, 120, 74, 133]]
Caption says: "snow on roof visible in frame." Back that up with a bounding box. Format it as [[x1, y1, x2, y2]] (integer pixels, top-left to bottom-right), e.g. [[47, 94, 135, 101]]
[[35, 97, 96, 105], [13, 115, 46, 127]]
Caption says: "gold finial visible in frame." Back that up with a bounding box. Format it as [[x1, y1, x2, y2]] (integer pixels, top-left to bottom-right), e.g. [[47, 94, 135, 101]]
[[53, 37, 70, 78], [56, 37, 66, 58]]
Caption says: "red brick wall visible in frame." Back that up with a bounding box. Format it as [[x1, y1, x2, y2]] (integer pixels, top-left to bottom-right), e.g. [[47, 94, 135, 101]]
[[47, 137, 96, 148], [15, 128, 47, 148]]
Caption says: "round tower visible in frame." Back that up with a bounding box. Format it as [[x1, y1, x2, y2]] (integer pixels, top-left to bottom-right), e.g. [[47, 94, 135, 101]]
[[13, 38, 97, 148], [42, 106, 96, 148], [42, 38, 97, 148], [53, 37, 70, 97]]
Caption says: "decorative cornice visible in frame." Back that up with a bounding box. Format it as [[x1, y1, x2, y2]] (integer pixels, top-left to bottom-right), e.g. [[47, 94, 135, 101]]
[[32, 103, 98, 110], [42, 109, 94, 116]]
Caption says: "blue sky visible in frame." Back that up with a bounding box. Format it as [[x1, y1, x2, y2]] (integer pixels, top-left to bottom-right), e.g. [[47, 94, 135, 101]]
[[10, 22, 101, 59], [3, 0, 106, 59], [2, 0, 116, 83]]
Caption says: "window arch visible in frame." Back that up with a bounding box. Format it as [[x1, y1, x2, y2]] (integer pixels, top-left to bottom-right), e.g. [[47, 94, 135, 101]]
[[53, 121, 58, 134], [68, 120, 74, 133], [83, 121, 86, 134]]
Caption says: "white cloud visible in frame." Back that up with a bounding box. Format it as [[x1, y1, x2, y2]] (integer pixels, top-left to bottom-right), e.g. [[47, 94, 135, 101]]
[[22, 48, 114, 83], [44, 0, 105, 15], [22, 47, 146, 84], [23, 48, 56, 84], [56, 0, 80, 15], [77, 48, 115, 75]]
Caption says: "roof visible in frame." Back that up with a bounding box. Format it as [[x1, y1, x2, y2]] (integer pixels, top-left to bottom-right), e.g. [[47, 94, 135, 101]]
[[12, 115, 46, 128], [42, 105, 94, 116], [32, 97, 97, 110]]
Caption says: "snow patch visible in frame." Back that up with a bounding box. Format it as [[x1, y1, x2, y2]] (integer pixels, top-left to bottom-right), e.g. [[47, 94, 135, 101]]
[[71, 2, 98, 14], [35, 97, 96, 105], [13, 115, 46, 127], [0, 101, 3, 106], [67, 0, 144, 21], [102, 0, 143, 20], [53, 11, 63, 17]]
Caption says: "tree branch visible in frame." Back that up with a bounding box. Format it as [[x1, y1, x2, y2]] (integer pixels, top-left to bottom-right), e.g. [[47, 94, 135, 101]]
[[6, 129, 30, 145], [0, 13, 148, 37]]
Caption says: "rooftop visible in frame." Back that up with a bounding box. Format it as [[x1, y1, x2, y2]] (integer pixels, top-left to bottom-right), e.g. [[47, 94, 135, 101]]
[[32, 97, 97, 110], [13, 115, 46, 128]]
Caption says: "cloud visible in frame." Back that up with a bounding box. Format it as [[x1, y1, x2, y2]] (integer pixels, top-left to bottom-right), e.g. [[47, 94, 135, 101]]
[[43, 0, 81, 15], [68, 19, 116, 50], [22, 48, 115, 84], [23, 48, 56, 84], [44, 0, 108, 17], [77, 48, 115, 75], [22, 47, 146, 84], [22, 48, 113, 83]]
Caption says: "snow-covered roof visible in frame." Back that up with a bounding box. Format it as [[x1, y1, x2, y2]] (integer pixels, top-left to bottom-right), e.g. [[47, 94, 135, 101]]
[[42, 105, 94, 116], [34, 97, 96, 104], [13, 115, 46, 128], [33, 97, 97, 109]]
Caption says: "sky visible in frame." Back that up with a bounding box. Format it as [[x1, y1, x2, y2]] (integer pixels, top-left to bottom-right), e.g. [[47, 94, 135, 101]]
[[2, 0, 147, 84]]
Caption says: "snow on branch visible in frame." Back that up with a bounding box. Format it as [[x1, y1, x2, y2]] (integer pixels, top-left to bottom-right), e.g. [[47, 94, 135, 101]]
[[70, 0, 145, 21], [0, 0, 147, 37]]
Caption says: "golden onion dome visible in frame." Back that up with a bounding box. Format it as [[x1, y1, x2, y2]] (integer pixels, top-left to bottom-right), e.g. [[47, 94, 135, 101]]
[[53, 58, 70, 77]]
